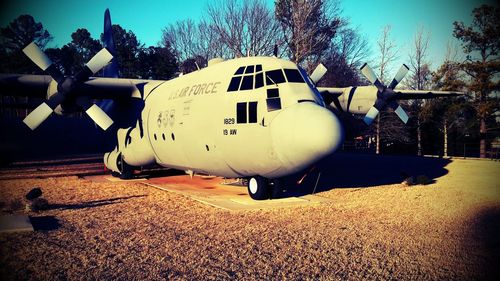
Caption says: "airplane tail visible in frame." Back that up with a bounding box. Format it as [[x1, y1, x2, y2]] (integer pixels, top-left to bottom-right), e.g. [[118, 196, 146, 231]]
[[99, 8, 118, 116], [102, 8, 119, 78]]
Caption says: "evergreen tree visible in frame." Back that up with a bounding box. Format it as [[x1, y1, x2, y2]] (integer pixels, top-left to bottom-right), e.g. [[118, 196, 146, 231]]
[[453, 4, 500, 158], [0, 15, 52, 74]]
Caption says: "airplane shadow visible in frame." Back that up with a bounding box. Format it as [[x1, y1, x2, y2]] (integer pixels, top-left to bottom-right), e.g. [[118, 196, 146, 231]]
[[275, 152, 452, 198], [138, 168, 186, 179], [47, 195, 146, 211]]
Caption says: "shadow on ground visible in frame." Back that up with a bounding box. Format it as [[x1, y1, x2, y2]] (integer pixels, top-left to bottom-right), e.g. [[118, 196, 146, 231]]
[[47, 195, 146, 211], [464, 206, 500, 280], [29, 216, 61, 231], [277, 152, 452, 198]]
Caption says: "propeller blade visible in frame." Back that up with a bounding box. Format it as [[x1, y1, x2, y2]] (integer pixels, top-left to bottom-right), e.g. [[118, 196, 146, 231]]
[[23, 42, 64, 83], [87, 48, 113, 74], [388, 64, 409, 89], [360, 63, 384, 91], [77, 97, 113, 130], [389, 101, 409, 124], [86, 104, 114, 130], [23, 102, 53, 130], [22, 42, 52, 71], [363, 106, 380, 125], [75, 48, 113, 82], [309, 63, 327, 84]]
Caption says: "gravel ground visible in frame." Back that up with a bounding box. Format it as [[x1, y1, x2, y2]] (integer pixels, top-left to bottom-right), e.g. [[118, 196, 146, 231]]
[[0, 156, 499, 280]]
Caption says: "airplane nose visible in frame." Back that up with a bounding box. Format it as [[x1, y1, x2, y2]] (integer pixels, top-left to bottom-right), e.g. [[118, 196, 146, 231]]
[[270, 102, 343, 174]]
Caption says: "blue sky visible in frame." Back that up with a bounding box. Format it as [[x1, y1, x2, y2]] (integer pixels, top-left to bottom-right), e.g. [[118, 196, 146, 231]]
[[0, 0, 497, 70]]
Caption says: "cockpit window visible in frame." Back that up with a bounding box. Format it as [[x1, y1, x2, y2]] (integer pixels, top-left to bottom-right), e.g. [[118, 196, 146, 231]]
[[234, 66, 245, 75], [228, 76, 242, 92], [284, 69, 305, 83], [255, 72, 264, 88], [245, 65, 255, 74], [228, 64, 263, 92], [265, 69, 286, 85], [240, 75, 254, 90], [229, 65, 303, 92]]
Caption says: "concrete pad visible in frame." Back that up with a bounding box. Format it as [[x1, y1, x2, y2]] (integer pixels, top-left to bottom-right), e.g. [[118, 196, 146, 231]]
[[87, 174, 330, 211], [143, 175, 329, 211], [0, 215, 34, 233]]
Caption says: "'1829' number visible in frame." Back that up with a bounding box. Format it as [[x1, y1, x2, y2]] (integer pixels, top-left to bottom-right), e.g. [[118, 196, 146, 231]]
[[224, 118, 235, 125]]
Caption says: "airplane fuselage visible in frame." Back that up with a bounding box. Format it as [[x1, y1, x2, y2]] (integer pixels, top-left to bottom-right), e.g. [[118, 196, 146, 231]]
[[104, 57, 343, 179]]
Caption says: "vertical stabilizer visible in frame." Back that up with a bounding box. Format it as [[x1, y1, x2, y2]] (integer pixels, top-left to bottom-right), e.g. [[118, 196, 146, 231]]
[[102, 8, 119, 78]]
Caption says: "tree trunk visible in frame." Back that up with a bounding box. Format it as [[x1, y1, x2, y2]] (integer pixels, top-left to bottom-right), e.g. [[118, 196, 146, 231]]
[[417, 118, 422, 156], [480, 117, 486, 158], [444, 118, 448, 157], [376, 115, 380, 155]]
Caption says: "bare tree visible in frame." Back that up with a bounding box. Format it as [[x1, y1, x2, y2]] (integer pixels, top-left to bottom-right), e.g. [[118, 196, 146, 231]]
[[198, 21, 228, 59], [275, 0, 342, 69], [321, 26, 370, 87], [375, 25, 398, 84], [162, 19, 228, 69], [407, 26, 431, 90], [206, 0, 280, 58], [374, 25, 399, 154], [162, 19, 199, 62], [333, 26, 370, 69], [406, 26, 431, 156]]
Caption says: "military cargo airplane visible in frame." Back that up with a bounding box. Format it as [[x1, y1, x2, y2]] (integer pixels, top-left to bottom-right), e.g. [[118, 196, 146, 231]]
[[0, 10, 461, 200]]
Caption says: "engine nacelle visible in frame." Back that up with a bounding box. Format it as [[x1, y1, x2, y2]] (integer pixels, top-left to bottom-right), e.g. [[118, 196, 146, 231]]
[[104, 149, 120, 173], [104, 124, 156, 174], [338, 86, 378, 115], [47, 80, 79, 115], [121, 127, 155, 166]]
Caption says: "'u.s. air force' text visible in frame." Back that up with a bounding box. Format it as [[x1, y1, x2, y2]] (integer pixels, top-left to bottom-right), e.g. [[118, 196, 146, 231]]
[[168, 82, 221, 100]]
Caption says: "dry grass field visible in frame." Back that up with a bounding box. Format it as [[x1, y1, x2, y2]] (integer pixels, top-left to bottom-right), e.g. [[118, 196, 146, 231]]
[[0, 154, 499, 280]]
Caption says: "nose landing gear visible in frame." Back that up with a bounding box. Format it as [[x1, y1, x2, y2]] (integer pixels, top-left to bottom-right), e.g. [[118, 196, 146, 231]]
[[246, 176, 284, 200]]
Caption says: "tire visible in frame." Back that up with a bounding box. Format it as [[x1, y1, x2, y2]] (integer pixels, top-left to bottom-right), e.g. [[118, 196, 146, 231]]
[[247, 176, 270, 200], [117, 153, 134, 180]]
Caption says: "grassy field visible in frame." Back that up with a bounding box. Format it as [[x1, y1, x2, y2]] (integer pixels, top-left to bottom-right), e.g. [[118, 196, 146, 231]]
[[0, 155, 499, 280]]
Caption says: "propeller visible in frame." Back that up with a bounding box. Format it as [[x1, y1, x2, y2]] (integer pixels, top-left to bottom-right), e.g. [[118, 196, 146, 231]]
[[360, 63, 410, 125], [309, 63, 327, 84], [22, 42, 114, 130]]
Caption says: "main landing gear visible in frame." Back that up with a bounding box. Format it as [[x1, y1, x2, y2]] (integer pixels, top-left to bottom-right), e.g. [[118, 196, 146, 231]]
[[110, 153, 135, 180], [246, 176, 284, 200]]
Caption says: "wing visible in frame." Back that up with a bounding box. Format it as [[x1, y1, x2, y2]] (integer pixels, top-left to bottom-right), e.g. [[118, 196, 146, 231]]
[[0, 72, 164, 130], [317, 63, 464, 125], [392, 89, 464, 100], [0, 74, 51, 99], [318, 85, 465, 125], [0, 73, 160, 100], [1, 42, 169, 130]]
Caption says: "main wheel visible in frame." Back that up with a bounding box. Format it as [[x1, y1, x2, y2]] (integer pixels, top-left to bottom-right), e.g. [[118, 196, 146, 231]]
[[247, 176, 271, 200], [117, 153, 134, 180]]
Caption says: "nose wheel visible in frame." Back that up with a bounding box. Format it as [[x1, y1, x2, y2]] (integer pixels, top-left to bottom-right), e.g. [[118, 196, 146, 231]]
[[247, 176, 269, 200], [247, 176, 283, 200]]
